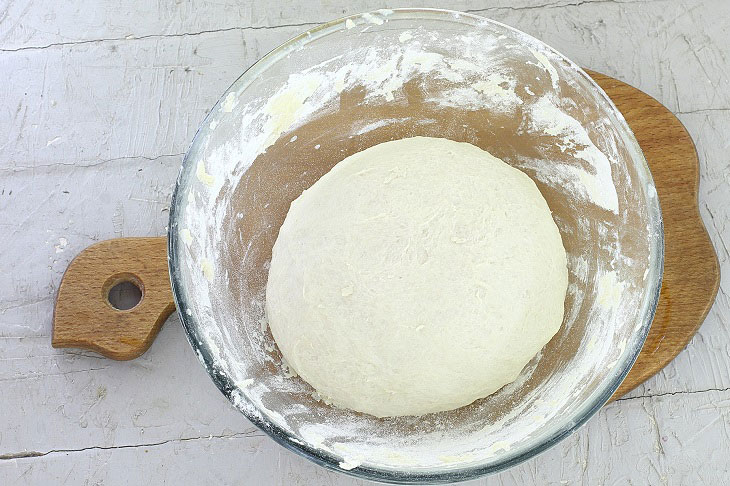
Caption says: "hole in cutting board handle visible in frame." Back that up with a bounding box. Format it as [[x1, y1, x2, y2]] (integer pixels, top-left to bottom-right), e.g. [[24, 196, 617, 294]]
[[106, 278, 144, 311], [103, 272, 144, 311]]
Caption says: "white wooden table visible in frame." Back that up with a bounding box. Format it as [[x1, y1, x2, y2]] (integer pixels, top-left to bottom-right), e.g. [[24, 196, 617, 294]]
[[1, 1, 728, 484]]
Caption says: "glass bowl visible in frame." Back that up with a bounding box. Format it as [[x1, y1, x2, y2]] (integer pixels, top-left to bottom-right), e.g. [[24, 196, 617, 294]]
[[168, 8, 663, 483]]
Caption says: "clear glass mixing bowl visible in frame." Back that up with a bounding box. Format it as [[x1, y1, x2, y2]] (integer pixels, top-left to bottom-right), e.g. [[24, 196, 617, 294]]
[[168, 8, 663, 483]]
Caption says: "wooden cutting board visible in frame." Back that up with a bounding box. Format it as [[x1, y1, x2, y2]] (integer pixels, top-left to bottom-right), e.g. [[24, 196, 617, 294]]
[[584, 70, 721, 399], [51, 71, 720, 400]]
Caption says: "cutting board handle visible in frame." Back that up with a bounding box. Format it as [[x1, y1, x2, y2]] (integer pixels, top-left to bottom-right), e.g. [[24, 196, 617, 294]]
[[52, 237, 174, 360]]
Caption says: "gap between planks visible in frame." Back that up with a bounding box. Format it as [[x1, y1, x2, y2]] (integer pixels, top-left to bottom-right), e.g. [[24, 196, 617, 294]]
[[0, 430, 265, 461]]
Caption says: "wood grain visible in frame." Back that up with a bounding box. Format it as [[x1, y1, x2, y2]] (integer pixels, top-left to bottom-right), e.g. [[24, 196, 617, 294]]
[[51, 72, 720, 397], [52, 237, 175, 360]]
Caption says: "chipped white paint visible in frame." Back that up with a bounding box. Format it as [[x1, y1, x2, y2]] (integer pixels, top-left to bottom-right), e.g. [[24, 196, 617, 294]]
[[1, 1, 729, 485], [54, 237, 68, 254]]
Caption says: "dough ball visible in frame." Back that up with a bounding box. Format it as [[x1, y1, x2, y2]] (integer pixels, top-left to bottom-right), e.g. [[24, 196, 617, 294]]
[[266, 136, 567, 417]]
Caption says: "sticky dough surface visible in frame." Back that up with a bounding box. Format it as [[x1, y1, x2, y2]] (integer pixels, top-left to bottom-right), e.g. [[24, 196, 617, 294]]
[[265, 136, 568, 417]]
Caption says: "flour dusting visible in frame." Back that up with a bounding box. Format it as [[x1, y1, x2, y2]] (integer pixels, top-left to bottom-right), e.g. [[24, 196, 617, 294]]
[[170, 9, 661, 478]]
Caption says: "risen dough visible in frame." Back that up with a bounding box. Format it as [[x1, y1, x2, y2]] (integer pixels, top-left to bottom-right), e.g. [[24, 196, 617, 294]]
[[266, 137, 567, 417]]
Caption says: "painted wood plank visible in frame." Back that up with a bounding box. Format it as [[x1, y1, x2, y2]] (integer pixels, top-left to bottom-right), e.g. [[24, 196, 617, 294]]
[[2, 390, 728, 485], [3, 1, 730, 115], [1, 0, 729, 484]]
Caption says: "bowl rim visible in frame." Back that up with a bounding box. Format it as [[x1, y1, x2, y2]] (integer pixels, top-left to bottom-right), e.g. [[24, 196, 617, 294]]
[[168, 7, 664, 483]]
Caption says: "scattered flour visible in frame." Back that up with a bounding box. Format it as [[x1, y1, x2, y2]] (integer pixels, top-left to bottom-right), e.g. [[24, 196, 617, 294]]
[[172, 9, 660, 477]]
